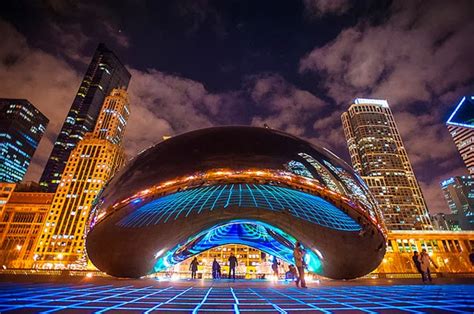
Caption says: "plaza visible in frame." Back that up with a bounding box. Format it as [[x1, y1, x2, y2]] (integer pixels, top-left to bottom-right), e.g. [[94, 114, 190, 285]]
[[0, 276, 473, 313]]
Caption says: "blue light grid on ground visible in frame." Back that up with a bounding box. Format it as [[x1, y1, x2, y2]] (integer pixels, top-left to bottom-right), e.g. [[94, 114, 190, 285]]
[[118, 184, 360, 231], [1, 282, 473, 313]]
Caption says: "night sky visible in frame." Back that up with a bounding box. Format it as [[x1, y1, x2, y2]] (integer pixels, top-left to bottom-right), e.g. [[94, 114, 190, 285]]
[[1, 0, 473, 213]]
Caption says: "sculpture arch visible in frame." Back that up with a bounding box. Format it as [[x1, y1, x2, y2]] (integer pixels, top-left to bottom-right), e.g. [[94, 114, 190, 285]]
[[86, 126, 386, 279]]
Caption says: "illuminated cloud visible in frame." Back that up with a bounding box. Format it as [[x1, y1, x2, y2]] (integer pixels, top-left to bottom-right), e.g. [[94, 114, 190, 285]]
[[303, 0, 351, 17], [0, 20, 81, 181]]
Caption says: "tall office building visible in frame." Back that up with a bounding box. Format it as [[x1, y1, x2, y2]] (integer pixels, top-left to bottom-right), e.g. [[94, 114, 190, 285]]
[[446, 96, 474, 174], [341, 98, 432, 230], [34, 88, 130, 268], [0, 99, 49, 182], [441, 176, 474, 230], [40, 43, 131, 192]]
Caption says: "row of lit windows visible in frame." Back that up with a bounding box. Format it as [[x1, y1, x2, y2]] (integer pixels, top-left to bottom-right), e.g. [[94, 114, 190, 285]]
[[388, 238, 474, 253]]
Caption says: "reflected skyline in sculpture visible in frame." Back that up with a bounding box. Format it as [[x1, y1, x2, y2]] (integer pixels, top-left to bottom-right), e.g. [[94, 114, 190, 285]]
[[86, 126, 386, 279]]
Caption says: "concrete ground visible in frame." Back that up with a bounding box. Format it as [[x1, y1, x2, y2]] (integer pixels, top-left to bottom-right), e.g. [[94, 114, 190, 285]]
[[0, 275, 473, 313]]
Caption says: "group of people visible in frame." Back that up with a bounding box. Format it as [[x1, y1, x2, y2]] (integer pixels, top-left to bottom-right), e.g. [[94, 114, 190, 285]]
[[412, 249, 438, 283], [189, 252, 238, 280], [188, 244, 472, 285], [268, 242, 308, 288], [189, 242, 308, 287]]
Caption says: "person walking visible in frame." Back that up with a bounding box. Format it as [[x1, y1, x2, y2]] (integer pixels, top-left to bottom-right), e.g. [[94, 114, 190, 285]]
[[228, 252, 238, 280], [418, 249, 438, 283], [412, 251, 423, 276], [212, 258, 221, 279], [271, 256, 280, 279], [190, 257, 198, 279], [293, 242, 307, 288]]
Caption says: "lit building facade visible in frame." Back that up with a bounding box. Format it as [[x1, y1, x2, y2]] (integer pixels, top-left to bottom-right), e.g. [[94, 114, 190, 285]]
[[175, 231, 474, 278], [0, 99, 49, 183], [447, 96, 474, 174], [0, 183, 16, 217], [40, 43, 131, 192], [342, 98, 432, 230], [374, 231, 474, 275], [34, 89, 130, 268], [0, 183, 53, 268], [441, 176, 474, 230], [171, 245, 273, 279]]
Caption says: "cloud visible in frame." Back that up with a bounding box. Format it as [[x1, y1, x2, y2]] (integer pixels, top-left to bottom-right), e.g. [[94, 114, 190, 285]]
[[103, 22, 130, 48], [124, 68, 251, 156], [299, 1, 473, 214], [300, 1, 474, 105], [248, 73, 326, 137], [0, 19, 81, 181], [50, 23, 91, 64], [303, 0, 350, 18]]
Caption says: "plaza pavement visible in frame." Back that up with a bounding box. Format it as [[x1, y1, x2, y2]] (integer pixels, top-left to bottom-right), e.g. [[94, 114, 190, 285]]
[[0, 275, 473, 313]]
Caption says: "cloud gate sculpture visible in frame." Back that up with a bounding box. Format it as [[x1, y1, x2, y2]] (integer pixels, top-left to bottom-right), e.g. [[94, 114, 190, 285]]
[[86, 126, 386, 279]]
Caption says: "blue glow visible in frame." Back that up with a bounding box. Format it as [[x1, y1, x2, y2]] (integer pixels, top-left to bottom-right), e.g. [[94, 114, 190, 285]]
[[118, 184, 360, 232], [132, 198, 142, 204], [152, 220, 323, 273], [0, 282, 472, 313], [441, 177, 455, 187], [354, 98, 389, 107], [447, 96, 474, 129]]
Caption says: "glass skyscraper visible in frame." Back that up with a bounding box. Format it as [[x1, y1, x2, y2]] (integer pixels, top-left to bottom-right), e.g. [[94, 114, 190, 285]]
[[441, 176, 474, 230], [341, 98, 432, 230], [446, 96, 474, 174], [0, 99, 49, 182], [39, 43, 131, 192]]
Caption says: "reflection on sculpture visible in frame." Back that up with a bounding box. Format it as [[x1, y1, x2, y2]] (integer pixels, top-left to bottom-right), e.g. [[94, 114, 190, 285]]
[[86, 126, 386, 279]]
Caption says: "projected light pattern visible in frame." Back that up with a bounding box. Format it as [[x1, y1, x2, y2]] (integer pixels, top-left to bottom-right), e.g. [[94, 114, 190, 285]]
[[153, 221, 322, 273], [117, 184, 361, 231], [1, 282, 473, 313]]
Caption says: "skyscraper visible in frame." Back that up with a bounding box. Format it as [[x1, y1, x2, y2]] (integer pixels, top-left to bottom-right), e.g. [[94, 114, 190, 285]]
[[40, 43, 131, 192], [0, 99, 49, 183], [34, 88, 130, 268], [341, 98, 432, 230], [441, 176, 474, 230], [446, 96, 474, 174]]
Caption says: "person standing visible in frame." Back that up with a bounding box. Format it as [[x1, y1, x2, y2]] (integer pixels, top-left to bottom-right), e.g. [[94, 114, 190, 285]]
[[293, 242, 307, 288], [412, 251, 423, 276], [418, 249, 438, 283], [212, 258, 221, 279], [190, 257, 198, 279], [228, 252, 238, 280], [271, 256, 280, 279]]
